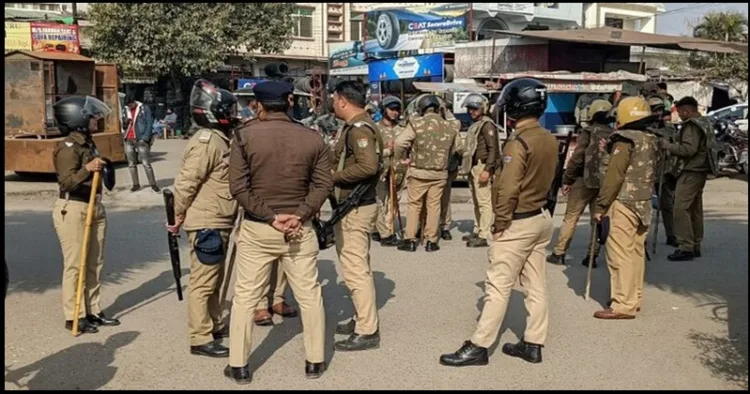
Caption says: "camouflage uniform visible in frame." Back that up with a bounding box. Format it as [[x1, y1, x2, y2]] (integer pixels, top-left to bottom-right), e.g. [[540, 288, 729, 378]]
[[373, 119, 407, 241], [594, 129, 659, 317]]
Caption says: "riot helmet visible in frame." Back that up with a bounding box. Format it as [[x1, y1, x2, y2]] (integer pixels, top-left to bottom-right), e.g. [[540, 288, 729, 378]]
[[495, 78, 548, 121], [462, 93, 489, 114], [417, 94, 441, 115], [380, 96, 402, 111], [190, 79, 241, 131], [647, 95, 667, 116], [585, 99, 613, 124], [54, 96, 112, 134], [615, 96, 655, 129]]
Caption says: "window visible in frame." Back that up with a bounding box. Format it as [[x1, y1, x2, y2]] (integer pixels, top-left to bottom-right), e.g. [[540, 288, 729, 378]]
[[605, 17, 624, 29], [351, 12, 363, 41], [292, 7, 314, 38]]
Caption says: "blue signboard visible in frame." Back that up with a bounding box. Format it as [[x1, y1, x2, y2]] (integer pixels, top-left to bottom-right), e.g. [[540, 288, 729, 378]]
[[367, 53, 444, 82], [237, 78, 266, 89]]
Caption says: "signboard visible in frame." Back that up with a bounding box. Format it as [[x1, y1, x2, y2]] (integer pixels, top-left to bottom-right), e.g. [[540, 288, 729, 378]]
[[364, 3, 469, 59], [452, 92, 472, 114], [4, 21, 32, 52], [492, 3, 534, 14], [368, 53, 444, 82], [329, 40, 368, 76], [545, 82, 622, 93], [30, 22, 80, 53], [237, 78, 266, 89]]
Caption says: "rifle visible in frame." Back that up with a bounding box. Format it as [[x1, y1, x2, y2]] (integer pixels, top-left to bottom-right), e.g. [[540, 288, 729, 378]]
[[389, 166, 404, 239], [545, 130, 574, 215], [162, 190, 184, 301], [651, 151, 667, 256], [313, 165, 382, 250]]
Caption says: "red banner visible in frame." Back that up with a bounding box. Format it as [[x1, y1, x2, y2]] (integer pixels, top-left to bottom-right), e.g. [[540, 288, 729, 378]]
[[30, 22, 80, 53]]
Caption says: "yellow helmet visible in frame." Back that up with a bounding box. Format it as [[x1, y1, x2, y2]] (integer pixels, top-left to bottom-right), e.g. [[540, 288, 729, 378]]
[[584, 99, 613, 122], [616, 96, 652, 127]]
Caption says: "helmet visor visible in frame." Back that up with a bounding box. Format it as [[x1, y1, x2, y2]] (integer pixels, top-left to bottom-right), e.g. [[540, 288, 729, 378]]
[[82, 96, 112, 119], [190, 80, 218, 111]]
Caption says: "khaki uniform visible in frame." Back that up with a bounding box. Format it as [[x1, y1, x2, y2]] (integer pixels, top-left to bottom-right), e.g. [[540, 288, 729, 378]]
[[394, 112, 462, 243], [173, 128, 238, 347], [595, 129, 659, 316], [471, 121, 558, 348], [653, 122, 679, 240], [52, 131, 107, 321], [552, 124, 613, 256], [332, 112, 383, 335], [460, 117, 500, 239], [665, 117, 716, 252], [374, 119, 407, 238]]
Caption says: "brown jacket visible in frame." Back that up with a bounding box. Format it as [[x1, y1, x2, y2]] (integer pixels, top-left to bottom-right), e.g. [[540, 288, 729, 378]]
[[474, 122, 500, 175], [53, 131, 101, 197], [229, 112, 333, 223], [492, 121, 558, 232], [173, 127, 238, 231], [666, 121, 709, 173], [331, 112, 383, 202]]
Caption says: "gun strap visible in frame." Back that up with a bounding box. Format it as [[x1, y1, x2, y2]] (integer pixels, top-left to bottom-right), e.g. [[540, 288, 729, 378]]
[[333, 127, 350, 202]]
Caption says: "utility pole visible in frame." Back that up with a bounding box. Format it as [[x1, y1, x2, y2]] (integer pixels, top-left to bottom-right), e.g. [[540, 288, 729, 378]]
[[71, 3, 78, 25]]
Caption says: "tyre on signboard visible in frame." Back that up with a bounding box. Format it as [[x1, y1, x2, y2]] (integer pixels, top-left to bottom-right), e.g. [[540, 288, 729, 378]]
[[376, 12, 400, 50]]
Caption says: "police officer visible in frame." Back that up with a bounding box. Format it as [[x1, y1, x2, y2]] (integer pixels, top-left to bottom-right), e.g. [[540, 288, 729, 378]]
[[168, 80, 240, 358], [460, 94, 500, 248], [371, 96, 407, 246], [52, 96, 120, 334], [663, 96, 718, 261], [647, 95, 679, 247], [440, 78, 557, 366], [227, 81, 332, 383], [438, 103, 464, 241], [593, 96, 659, 320], [394, 95, 462, 252], [547, 99, 614, 267], [329, 80, 383, 352]]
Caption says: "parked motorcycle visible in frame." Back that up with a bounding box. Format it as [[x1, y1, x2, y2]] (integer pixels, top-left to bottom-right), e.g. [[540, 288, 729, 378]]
[[714, 119, 748, 174]]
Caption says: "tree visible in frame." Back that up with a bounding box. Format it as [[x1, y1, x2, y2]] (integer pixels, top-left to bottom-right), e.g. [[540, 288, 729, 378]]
[[688, 11, 748, 100]]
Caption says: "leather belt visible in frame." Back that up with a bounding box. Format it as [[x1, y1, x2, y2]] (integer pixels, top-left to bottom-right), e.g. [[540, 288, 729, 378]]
[[512, 208, 542, 221], [59, 190, 100, 203]]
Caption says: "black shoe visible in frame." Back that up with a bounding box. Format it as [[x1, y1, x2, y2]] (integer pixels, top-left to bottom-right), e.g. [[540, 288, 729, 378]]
[[130, 184, 140, 192], [86, 313, 120, 327], [694, 246, 701, 258], [380, 235, 399, 247], [666, 236, 679, 247], [462, 233, 478, 242], [191, 341, 229, 358], [466, 238, 489, 248], [151, 185, 161, 193], [305, 361, 326, 379], [501, 340, 543, 364], [667, 249, 695, 261], [212, 326, 229, 340], [370, 232, 382, 242], [397, 239, 418, 252], [425, 241, 440, 252], [546, 253, 565, 265], [65, 318, 99, 334], [581, 254, 598, 268], [334, 331, 380, 351], [441, 229, 452, 241], [224, 365, 252, 385], [439, 340, 489, 367], [334, 319, 356, 335]]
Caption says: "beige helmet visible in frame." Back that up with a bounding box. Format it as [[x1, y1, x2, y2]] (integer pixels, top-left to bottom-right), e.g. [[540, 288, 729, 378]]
[[583, 99, 613, 122], [616, 96, 652, 127], [647, 95, 667, 115]]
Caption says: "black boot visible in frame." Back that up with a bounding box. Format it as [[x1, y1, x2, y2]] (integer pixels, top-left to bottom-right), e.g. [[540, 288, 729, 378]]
[[501, 340, 543, 364], [425, 241, 440, 252], [581, 254, 598, 268], [305, 360, 326, 379], [397, 239, 418, 252], [466, 238, 488, 248], [86, 313, 121, 326], [439, 340, 489, 367], [130, 184, 140, 192], [666, 236, 679, 247], [334, 331, 380, 351], [461, 233, 478, 242], [224, 364, 252, 385], [335, 319, 356, 335], [441, 229, 452, 241], [667, 249, 695, 261], [546, 253, 565, 265], [370, 232, 382, 242], [191, 341, 229, 358], [151, 184, 161, 193], [380, 235, 399, 247], [65, 318, 99, 334], [694, 246, 701, 258]]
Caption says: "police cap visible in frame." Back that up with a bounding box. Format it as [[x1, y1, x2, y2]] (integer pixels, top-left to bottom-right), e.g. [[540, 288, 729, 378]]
[[253, 81, 294, 104]]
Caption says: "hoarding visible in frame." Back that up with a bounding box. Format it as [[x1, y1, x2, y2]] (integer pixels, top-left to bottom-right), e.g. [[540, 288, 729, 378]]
[[4, 21, 32, 52], [328, 40, 368, 76], [364, 3, 469, 58], [368, 53, 444, 82], [237, 78, 266, 89], [30, 22, 80, 53]]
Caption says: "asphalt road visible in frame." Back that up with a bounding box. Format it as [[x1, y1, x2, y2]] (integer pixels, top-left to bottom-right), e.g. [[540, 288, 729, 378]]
[[4, 140, 748, 390]]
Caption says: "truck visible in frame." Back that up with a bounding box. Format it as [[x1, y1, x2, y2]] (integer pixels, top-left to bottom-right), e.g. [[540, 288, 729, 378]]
[[5, 50, 125, 174]]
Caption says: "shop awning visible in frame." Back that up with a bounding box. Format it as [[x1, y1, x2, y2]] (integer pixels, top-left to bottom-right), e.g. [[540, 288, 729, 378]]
[[411, 82, 496, 93]]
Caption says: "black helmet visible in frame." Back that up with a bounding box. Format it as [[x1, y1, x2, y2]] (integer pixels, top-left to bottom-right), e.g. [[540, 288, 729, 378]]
[[380, 96, 402, 112], [417, 95, 441, 115], [190, 79, 241, 131], [54, 96, 112, 134], [495, 78, 548, 120]]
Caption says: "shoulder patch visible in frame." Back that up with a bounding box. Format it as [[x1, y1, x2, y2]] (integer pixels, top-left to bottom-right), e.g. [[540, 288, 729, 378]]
[[65, 142, 74, 148], [503, 154, 512, 163], [356, 138, 369, 148], [198, 130, 213, 143]]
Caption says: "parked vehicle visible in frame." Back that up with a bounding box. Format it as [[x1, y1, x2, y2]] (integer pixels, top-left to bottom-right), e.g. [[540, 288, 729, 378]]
[[714, 118, 748, 174]]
